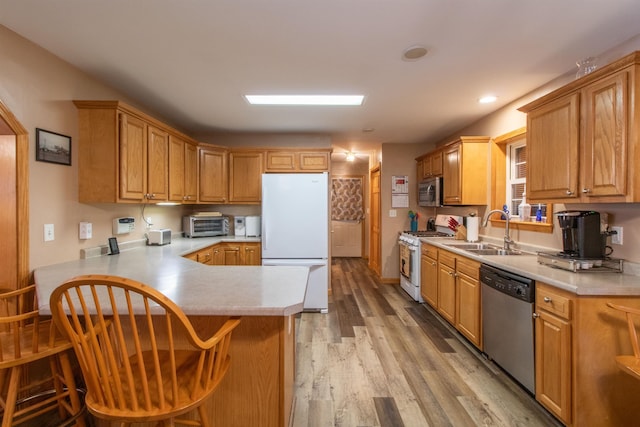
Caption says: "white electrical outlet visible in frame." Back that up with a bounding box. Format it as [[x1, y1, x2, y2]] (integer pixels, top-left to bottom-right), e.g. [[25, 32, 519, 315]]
[[79, 222, 92, 239], [44, 223, 55, 241], [611, 226, 623, 245], [389, 209, 397, 217]]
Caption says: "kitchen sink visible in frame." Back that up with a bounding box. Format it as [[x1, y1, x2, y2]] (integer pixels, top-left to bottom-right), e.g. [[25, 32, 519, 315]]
[[442, 242, 497, 250], [466, 248, 522, 256]]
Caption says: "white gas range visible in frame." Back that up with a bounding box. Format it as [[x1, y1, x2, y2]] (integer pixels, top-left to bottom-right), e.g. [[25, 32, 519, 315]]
[[398, 215, 461, 302]]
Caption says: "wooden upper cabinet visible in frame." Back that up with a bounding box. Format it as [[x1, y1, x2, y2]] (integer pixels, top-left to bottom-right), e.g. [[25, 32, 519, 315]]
[[442, 137, 490, 205], [265, 149, 331, 172], [146, 125, 169, 202], [525, 92, 580, 200], [581, 70, 629, 198], [417, 149, 443, 180], [75, 100, 196, 204], [119, 113, 148, 201], [169, 136, 198, 203], [520, 51, 640, 203], [299, 151, 330, 170], [229, 151, 263, 203], [198, 146, 228, 203]]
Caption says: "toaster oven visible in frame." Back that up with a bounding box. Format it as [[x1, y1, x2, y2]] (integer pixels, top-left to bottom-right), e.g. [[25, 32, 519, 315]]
[[183, 216, 229, 238]]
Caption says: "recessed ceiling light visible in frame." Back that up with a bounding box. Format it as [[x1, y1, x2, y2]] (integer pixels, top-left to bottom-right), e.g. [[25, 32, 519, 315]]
[[479, 95, 498, 104], [402, 45, 429, 61], [244, 95, 365, 106]]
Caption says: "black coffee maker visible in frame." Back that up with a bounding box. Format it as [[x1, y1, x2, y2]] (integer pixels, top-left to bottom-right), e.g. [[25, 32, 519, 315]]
[[556, 210, 605, 259]]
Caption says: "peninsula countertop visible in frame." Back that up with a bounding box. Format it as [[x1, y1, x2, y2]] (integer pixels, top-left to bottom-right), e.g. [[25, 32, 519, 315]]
[[34, 236, 309, 316], [422, 237, 640, 296]]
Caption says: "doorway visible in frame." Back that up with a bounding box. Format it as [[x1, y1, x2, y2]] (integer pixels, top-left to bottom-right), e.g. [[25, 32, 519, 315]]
[[0, 100, 29, 290], [331, 176, 365, 257]]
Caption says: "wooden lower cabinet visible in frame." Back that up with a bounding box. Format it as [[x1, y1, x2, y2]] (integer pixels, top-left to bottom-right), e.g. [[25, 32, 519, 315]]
[[420, 244, 438, 307], [535, 282, 640, 426], [455, 256, 481, 347], [535, 283, 573, 425], [436, 250, 456, 325], [429, 248, 482, 349], [185, 242, 261, 266]]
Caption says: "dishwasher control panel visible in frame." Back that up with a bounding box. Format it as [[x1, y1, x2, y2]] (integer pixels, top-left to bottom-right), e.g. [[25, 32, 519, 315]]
[[480, 264, 534, 303]]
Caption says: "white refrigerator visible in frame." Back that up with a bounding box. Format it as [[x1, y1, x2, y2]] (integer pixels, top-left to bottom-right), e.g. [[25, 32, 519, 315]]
[[261, 173, 329, 312]]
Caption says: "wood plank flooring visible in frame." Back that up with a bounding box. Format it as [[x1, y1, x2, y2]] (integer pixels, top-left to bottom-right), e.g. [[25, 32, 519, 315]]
[[291, 258, 562, 427]]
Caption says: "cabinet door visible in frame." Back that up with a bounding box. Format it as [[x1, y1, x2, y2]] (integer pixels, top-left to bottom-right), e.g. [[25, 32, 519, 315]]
[[119, 113, 147, 201], [431, 150, 443, 176], [243, 243, 262, 265], [195, 247, 213, 265], [442, 143, 461, 204], [146, 125, 169, 201], [535, 310, 572, 425], [229, 151, 263, 203], [266, 151, 296, 171], [211, 245, 224, 265], [527, 93, 580, 200], [222, 244, 242, 265], [437, 262, 456, 324], [581, 70, 629, 198], [299, 152, 329, 171], [420, 253, 438, 308], [456, 270, 481, 348], [199, 147, 228, 203], [184, 142, 198, 202], [168, 135, 186, 202]]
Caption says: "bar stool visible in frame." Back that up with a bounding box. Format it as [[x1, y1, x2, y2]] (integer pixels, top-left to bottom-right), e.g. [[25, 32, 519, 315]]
[[49, 274, 241, 427], [0, 285, 86, 426], [607, 302, 640, 380]]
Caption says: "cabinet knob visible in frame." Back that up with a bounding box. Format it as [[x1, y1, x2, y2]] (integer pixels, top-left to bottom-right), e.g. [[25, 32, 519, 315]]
[[431, 261, 436, 266], [582, 188, 591, 194], [532, 313, 539, 319], [565, 190, 573, 195], [543, 296, 552, 303]]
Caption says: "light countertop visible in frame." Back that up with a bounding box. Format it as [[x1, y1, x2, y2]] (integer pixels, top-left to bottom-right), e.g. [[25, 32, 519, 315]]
[[422, 237, 640, 296], [34, 236, 309, 316]]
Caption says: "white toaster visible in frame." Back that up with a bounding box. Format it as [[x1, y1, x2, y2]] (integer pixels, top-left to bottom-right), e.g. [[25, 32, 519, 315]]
[[147, 229, 172, 245]]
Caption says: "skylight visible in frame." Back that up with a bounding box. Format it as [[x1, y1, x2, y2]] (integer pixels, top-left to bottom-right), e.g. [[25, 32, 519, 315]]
[[244, 95, 365, 106]]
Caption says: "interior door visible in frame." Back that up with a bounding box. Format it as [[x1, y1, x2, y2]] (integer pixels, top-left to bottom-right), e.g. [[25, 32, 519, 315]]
[[331, 176, 365, 257], [369, 167, 381, 274], [0, 103, 29, 291]]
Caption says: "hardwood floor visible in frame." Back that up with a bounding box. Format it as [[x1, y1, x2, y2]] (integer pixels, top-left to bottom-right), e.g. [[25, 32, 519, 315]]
[[291, 258, 562, 427]]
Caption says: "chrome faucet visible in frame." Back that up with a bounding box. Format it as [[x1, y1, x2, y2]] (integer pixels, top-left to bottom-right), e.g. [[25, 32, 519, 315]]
[[483, 209, 514, 251]]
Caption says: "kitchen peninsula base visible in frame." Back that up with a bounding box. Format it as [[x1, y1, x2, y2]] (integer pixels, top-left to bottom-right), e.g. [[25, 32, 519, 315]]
[[91, 314, 295, 427]]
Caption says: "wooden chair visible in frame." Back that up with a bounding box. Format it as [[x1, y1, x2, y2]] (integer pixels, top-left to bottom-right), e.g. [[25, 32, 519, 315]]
[[607, 302, 640, 380], [49, 274, 241, 427], [0, 285, 86, 427]]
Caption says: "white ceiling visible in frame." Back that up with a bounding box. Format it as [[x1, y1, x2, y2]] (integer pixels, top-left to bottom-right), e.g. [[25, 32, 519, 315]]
[[2, 1, 640, 149]]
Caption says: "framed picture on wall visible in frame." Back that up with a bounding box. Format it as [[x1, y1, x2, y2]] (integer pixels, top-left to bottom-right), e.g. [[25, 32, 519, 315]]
[[36, 128, 71, 166]]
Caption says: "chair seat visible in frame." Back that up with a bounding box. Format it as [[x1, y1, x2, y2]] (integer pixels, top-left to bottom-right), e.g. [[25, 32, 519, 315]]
[[0, 320, 73, 368], [86, 349, 231, 422], [615, 355, 640, 381]]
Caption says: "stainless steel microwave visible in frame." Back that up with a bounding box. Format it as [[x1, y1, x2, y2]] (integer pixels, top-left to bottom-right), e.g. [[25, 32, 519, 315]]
[[183, 216, 229, 238], [418, 177, 443, 207]]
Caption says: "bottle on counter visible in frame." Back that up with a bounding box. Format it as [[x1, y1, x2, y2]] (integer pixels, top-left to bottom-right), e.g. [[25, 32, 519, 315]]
[[518, 188, 531, 222]]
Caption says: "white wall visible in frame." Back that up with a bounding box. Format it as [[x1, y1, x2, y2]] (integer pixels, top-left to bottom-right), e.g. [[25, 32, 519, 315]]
[[0, 25, 186, 269]]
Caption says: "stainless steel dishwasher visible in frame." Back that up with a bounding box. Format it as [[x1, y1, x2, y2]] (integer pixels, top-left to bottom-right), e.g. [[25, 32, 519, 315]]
[[481, 264, 535, 394]]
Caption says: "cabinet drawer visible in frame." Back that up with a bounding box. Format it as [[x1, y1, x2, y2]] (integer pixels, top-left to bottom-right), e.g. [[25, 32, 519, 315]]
[[537, 285, 572, 320], [456, 257, 480, 280], [438, 249, 456, 268], [421, 244, 438, 259]]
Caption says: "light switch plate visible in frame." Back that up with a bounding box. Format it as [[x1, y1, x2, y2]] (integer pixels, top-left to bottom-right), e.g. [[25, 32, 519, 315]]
[[44, 223, 54, 241], [79, 222, 92, 239]]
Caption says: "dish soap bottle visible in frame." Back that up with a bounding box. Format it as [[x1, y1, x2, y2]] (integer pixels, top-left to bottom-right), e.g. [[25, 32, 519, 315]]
[[518, 187, 531, 221]]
